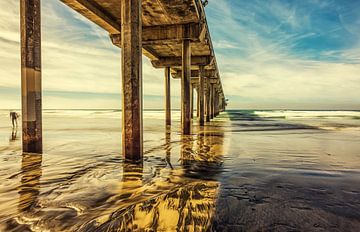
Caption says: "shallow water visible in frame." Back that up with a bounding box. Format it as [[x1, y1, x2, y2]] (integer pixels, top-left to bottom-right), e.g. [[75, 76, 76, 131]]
[[0, 109, 359, 231]]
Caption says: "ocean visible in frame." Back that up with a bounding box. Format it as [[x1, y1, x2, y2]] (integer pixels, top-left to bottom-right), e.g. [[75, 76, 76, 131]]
[[0, 109, 359, 231]]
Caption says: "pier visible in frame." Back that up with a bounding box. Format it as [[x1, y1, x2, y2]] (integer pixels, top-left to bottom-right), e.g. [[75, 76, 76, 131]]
[[20, 0, 225, 161]]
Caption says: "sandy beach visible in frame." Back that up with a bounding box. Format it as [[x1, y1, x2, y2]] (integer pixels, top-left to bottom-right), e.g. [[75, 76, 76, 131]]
[[0, 109, 359, 231]]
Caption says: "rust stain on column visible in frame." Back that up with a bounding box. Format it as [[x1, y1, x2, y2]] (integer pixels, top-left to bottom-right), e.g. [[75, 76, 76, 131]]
[[121, 0, 143, 161], [165, 67, 171, 126], [181, 32, 191, 135], [21, 0, 42, 153], [199, 66, 205, 126]]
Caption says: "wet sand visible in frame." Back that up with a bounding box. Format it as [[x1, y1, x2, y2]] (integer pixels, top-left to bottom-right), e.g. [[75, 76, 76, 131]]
[[0, 109, 359, 231]]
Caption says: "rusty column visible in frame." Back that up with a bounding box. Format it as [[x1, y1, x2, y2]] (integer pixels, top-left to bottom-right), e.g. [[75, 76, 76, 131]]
[[214, 90, 218, 117], [165, 67, 171, 126], [199, 66, 205, 126], [196, 86, 200, 118], [190, 84, 194, 119], [205, 77, 210, 122], [181, 27, 191, 135], [210, 83, 214, 119], [21, 0, 42, 153], [121, 0, 143, 161]]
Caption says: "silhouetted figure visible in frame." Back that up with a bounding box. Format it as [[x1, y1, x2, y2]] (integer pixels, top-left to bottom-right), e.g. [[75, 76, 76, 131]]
[[10, 111, 19, 128]]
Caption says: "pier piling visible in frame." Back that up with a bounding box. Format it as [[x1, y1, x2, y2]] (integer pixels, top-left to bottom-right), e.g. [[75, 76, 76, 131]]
[[199, 66, 205, 126], [165, 67, 171, 126], [181, 32, 192, 135], [21, 0, 43, 153], [121, 0, 143, 161]]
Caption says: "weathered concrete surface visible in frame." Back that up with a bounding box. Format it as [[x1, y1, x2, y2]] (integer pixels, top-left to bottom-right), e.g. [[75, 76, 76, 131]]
[[199, 66, 205, 126], [21, 0, 43, 153], [165, 67, 171, 126], [182, 38, 191, 135], [121, 0, 143, 161]]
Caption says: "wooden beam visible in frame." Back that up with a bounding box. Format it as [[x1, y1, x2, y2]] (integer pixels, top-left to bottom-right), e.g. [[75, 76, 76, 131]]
[[152, 56, 212, 68], [21, 0, 42, 153], [61, 0, 120, 34], [181, 30, 192, 135], [121, 0, 143, 162], [210, 83, 214, 119], [172, 69, 216, 79], [110, 23, 203, 45], [165, 67, 171, 126]]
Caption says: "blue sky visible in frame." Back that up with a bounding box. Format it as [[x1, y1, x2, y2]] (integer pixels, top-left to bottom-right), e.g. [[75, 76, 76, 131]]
[[0, 0, 359, 109]]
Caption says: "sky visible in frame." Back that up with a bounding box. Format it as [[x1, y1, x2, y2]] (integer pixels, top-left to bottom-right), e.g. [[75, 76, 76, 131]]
[[0, 0, 359, 110]]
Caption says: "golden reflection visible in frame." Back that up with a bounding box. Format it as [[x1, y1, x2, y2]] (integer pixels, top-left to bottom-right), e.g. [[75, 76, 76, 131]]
[[90, 131, 226, 231], [18, 153, 42, 213], [180, 135, 195, 165]]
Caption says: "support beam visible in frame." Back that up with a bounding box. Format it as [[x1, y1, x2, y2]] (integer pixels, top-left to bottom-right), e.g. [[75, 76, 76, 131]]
[[181, 35, 191, 135], [172, 69, 216, 79], [190, 84, 194, 119], [205, 77, 210, 122], [61, 0, 120, 34], [110, 23, 203, 46], [21, 0, 42, 153], [210, 83, 214, 119], [152, 56, 212, 68], [121, 0, 143, 162], [196, 86, 200, 118], [215, 92, 219, 117], [165, 67, 171, 126], [199, 66, 205, 126]]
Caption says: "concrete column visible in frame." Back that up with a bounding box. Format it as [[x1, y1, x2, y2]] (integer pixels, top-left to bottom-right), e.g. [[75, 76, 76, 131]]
[[205, 78, 210, 122], [210, 83, 214, 119], [165, 67, 171, 126], [196, 86, 200, 118], [21, 0, 42, 153], [181, 35, 191, 135], [190, 84, 194, 119], [214, 91, 218, 117], [199, 66, 205, 126], [121, 0, 143, 161]]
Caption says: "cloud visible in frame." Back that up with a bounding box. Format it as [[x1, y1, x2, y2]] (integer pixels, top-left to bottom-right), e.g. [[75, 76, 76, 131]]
[[206, 0, 360, 109], [0, 0, 359, 109]]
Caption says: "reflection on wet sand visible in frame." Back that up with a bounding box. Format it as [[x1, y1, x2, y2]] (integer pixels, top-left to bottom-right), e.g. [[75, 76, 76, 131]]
[[14, 153, 42, 231], [1, 110, 359, 230], [165, 126, 173, 169], [10, 128, 18, 142], [75, 132, 225, 231]]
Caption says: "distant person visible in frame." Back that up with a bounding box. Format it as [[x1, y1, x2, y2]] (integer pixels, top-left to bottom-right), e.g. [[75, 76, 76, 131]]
[[10, 111, 19, 128]]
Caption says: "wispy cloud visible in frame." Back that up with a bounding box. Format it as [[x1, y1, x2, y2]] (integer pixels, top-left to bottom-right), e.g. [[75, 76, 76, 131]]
[[206, 0, 360, 109], [0, 0, 359, 109]]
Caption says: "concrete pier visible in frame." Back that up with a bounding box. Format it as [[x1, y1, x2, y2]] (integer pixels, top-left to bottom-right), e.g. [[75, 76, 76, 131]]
[[121, 0, 143, 161], [37, 0, 228, 161], [21, 0, 42, 153]]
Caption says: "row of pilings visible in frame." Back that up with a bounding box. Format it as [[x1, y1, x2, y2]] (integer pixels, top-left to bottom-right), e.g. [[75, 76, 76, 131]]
[[20, 0, 225, 162]]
